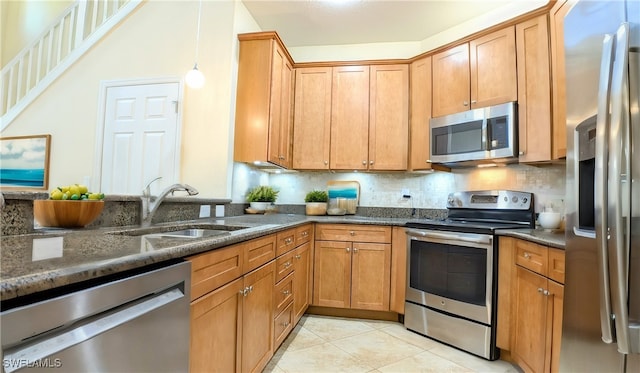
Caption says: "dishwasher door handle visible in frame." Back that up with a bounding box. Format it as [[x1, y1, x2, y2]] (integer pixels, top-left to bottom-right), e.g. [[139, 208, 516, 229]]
[[3, 287, 185, 373]]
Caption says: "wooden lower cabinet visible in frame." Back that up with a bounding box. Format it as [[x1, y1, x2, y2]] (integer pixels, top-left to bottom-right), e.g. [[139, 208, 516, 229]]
[[313, 224, 391, 311], [190, 277, 243, 373], [292, 241, 312, 324], [241, 262, 275, 373], [497, 237, 565, 373], [189, 259, 274, 373]]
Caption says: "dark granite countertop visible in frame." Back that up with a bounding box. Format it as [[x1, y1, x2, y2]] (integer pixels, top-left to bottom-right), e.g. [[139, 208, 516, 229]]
[[0, 214, 408, 302], [496, 228, 566, 249]]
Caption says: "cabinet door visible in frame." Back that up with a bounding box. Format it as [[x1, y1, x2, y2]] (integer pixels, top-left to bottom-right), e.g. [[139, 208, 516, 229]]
[[432, 43, 470, 117], [190, 278, 243, 373], [516, 15, 553, 163], [292, 67, 332, 170], [550, 0, 573, 159], [369, 64, 409, 170], [241, 262, 275, 373], [512, 266, 548, 373], [390, 226, 408, 314], [268, 44, 293, 168], [330, 66, 370, 170], [292, 242, 311, 324], [351, 242, 391, 311], [470, 26, 517, 109], [409, 56, 433, 171], [548, 280, 564, 373], [313, 240, 352, 308]]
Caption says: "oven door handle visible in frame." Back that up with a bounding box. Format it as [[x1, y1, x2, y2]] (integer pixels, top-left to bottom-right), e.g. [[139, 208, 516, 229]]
[[406, 229, 492, 246]]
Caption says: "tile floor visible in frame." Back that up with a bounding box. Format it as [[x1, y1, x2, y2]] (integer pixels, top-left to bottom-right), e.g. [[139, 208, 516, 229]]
[[264, 315, 519, 373]]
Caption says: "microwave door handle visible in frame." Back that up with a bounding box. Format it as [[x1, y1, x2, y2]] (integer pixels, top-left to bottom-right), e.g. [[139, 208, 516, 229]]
[[482, 118, 489, 151], [594, 32, 615, 345], [608, 22, 631, 355]]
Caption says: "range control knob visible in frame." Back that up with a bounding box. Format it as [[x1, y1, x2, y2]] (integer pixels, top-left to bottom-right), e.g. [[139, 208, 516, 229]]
[[522, 197, 528, 204], [512, 196, 519, 203]]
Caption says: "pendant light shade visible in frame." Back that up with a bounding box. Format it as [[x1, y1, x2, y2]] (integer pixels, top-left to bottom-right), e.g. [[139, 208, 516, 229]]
[[185, 64, 205, 89], [186, 0, 204, 89]]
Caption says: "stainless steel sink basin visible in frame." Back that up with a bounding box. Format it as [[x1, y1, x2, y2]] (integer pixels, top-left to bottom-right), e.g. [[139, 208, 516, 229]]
[[107, 223, 249, 238], [149, 228, 231, 239]]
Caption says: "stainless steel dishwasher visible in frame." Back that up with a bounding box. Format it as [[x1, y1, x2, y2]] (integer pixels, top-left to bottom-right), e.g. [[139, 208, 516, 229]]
[[0, 261, 191, 373]]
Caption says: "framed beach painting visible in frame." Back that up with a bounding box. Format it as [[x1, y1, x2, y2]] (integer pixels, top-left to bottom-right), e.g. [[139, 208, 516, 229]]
[[0, 134, 51, 190]]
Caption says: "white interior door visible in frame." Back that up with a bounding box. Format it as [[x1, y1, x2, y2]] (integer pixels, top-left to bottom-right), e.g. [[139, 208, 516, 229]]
[[101, 82, 180, 195]]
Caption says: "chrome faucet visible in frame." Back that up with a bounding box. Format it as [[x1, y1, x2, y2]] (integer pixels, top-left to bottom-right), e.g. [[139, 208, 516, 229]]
[[141, 177, 199, 226]]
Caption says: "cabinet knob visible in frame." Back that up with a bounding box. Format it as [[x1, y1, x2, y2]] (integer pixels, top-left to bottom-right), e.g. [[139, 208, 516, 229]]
[[471, 100, 477, 104], [524, 252, 531, 259], [282, 321, 290, 327], [282, 290, 290, 295], [285, 237, 293, 244], [537, 287, 544, 293], [463, 101, 469, 106], [362, 160, 367, 165], [284, 262, 291, 268], [543, 290, 551, 296], [353, 247, 358, 253], [295, 254, 301, 260], [350, 231, 355, 236], [324, 160, 328, 165], [519, 151, 525, 155], [346, 247, 350, 252], [369, 160, 374, 165]]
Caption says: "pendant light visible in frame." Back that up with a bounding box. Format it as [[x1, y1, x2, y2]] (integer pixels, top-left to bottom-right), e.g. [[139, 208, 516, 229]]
[[185, 0, 205, 89]]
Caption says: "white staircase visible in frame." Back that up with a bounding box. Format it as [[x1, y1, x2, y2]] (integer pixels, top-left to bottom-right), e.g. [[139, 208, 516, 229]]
[[0, 0, 143, 130]]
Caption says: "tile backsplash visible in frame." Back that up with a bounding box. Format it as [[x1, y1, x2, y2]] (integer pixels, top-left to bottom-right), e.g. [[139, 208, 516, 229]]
[[231, 162, 566, 213]]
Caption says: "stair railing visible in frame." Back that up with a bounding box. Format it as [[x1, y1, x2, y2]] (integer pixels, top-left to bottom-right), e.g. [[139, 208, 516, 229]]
[[0, 0, 143, 130]]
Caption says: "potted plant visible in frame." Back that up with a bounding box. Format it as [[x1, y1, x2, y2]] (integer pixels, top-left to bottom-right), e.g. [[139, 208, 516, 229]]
[[304, 190, 328, 215], [246, 185, 279, 211]]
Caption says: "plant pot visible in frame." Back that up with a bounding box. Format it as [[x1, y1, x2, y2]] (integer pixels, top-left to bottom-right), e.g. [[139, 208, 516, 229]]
[[249, 202, 272, 211], [305, 202, 327, 216]]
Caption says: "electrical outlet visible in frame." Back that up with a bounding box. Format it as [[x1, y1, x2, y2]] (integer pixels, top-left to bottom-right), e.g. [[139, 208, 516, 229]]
[[199, 205, 211, 218], [215, 205, 225, 217]]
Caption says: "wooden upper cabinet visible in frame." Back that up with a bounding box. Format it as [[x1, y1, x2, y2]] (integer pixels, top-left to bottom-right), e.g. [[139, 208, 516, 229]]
[[330, 65, 370, 170], [234, 33, 294, 168], [292, 67, 332, 170], [409, 56, 432, 170], [432, 43, 470, 117], [432, 27, 517, 118], [369, 64, 409, 171], [550, 0, 574, 160], [516, 15, 553, 163], [470, 26, 517, 109]]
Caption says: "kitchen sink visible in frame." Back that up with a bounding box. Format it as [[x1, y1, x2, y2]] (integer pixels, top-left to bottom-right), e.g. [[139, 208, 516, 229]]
[[147, 228, 231, 239], [107, 223, 250, 238]]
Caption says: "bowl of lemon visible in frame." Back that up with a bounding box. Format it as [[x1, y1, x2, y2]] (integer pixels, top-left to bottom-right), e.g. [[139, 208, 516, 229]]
[[34, 184, 105, 228]]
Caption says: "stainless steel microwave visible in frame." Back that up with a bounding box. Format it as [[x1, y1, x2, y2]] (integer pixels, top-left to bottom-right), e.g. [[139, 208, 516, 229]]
[[429, 102, 518, 166]]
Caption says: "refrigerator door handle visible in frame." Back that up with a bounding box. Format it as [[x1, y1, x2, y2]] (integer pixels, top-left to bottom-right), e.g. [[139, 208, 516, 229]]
[[594, 32, 615, 345], [608, 22, 631, 355]]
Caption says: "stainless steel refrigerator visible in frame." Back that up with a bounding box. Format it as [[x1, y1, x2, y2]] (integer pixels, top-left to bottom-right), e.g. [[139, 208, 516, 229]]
[[563, 0, 639, 371]]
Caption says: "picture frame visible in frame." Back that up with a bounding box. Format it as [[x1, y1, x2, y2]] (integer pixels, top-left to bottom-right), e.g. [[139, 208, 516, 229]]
[[0, 134, 51, 190]]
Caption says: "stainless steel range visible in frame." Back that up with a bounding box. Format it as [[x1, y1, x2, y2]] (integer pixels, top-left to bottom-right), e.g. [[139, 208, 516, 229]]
[[404, 190, 534, 360]]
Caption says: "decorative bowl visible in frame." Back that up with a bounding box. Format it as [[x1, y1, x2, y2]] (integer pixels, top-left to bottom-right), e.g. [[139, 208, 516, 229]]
[[538, 212, 562, 229], [34, 200, 104, 228]]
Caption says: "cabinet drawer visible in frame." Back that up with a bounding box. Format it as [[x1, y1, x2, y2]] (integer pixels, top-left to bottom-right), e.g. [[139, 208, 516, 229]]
[[316, 224, 391, 243], [515, 239, 548, 276], [276, 228, 297, 257], [276, 250, 295, 283], [548, 248, 566, 284], [188, 244, 243, 301], [296, 224, 313, 246], [243, 234, 276, 274], [274, 272, 294, 316], [273, 302, 294, 349]]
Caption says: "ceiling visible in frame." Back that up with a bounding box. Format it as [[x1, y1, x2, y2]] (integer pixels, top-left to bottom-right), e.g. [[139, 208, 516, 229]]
[[241, 0, 548, 48]]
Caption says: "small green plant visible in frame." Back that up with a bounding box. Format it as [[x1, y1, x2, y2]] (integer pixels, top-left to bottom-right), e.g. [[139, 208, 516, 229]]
[[246, 186, 279, 202], [304, 190, 328, 203]]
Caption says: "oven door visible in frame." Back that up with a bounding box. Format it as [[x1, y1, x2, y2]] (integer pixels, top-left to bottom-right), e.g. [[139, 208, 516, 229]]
[[405, 228, 494, 325]]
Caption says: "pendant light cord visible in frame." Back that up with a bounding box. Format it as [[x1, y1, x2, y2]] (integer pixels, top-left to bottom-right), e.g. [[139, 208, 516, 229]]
[[194, 0, 202, 67]]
